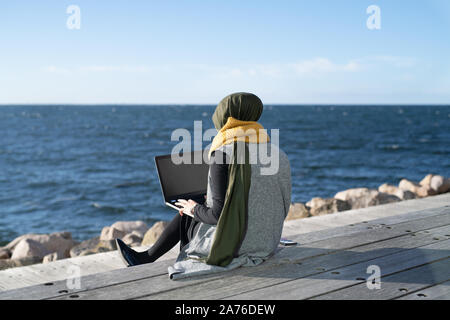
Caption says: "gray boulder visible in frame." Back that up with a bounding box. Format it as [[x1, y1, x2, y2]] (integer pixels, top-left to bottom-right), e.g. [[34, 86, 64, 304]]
[[100, 226, 126, 241], [10, 238, 50, 260], [335, 188, 401, 209], [0, 256, 42, 271], [122, 233, 143, 247], [141, 221, 169, 246], [70, 236, 117, 257], [306, 197, 351, 216], [286, 203, 310, 221], [43, 252, 64, 264], [430, 175, 450, 194], [111, 221, 149, 236], [4, 231, 76, 259], [399, 178, 436, 198], [378, 183, 416, 200], [0, 248, 11, 259]]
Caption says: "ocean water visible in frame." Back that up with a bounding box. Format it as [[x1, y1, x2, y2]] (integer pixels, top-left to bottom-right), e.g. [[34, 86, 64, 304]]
[[0, 105, 449, 245]]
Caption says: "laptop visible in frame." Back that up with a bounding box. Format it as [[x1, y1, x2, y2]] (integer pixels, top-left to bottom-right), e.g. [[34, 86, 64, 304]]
[[154, 150, 209, 217]]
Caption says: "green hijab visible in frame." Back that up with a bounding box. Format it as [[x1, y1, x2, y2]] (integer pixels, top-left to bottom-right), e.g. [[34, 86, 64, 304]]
[[205, 93, 263, 267]]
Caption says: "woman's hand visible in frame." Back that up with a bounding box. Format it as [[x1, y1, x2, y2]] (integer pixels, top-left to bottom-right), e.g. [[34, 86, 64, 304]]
[[175, 199, 198, 216]]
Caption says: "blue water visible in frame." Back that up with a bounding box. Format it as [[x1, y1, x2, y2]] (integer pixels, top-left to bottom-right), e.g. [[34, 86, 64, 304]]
[[0, 105, 449, 245]]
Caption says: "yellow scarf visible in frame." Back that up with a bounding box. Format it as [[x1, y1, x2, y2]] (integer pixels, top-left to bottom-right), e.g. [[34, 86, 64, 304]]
[[209, 116, 270, 157]]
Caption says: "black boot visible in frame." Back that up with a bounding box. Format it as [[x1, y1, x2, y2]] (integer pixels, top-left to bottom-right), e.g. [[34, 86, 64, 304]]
[[116, 238, 149, 267]]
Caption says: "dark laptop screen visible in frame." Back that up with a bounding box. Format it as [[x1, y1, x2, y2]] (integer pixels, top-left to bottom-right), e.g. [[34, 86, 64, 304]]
[[155, 151, 210, 202]]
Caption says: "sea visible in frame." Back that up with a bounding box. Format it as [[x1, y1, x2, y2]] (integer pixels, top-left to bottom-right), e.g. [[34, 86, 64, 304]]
[[0, 104, 449, 245]]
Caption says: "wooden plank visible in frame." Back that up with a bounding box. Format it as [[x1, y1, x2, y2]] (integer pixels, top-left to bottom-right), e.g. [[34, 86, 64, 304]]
[[0, 243, 179, 292], [309, 258, 450, 300], [280, 211, 450, 259], [137, 225, 450, 300], [54, 224, 450, 300], [285, 205, 449, 246], [225, 239, 450, 300], [396, 280, 450, 300], [282, 196, 450, 238], [0, 260, 123, 291], [0, 258, 173, 300], [1, 209, 448, 300]]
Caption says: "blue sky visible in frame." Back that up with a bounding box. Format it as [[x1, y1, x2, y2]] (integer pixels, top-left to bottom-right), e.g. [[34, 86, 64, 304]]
[[1, 0, 449, 104]]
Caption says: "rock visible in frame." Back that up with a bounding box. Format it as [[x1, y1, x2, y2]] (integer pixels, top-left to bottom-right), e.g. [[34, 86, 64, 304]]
[[417, 174, 449, 194], [122, 233, 142, 247], [286, 203, 310, 220], [306, 197, 351, 216], [111, 221, 148, 236], [4, 233, 49, 251], [70, 237, 117, 257], [0, 248, 11, 259], [42, 252, 63, 264], [399, 179, 437, 198], [70, 237, 99, 257], [53, 231, 72, 239], [4, 232, 76, 259], [131, 229, 146, 239], [0, 260, 15, 270], [45, 232, 77, 258], [334, 188, 401, 209], [141, 221, 169, 246], [335, 187, 372, 199], [402, 190, 417, 200], [0, 256, 42, 271], [399, 178, 422, 195], [431, 175, 450, 194], [100, 226, 126, 241], [378, 184, 416, 200], [11, 238, 50, 260], [419, 174, 434, 188], [372, 192, 402, 206]]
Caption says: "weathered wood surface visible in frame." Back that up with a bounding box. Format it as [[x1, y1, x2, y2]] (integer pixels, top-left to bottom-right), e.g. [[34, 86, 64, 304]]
[[285, 205, 449, 245], [225, 240, 450, 300], [149, 227, 450, 300], [282, 194, 450, 238], [0, 196, 447, 292], [0, 244, 178, 291], [397, 280, 450, 300], [310, 258, 450, 300], [0, 202, 448, 300]]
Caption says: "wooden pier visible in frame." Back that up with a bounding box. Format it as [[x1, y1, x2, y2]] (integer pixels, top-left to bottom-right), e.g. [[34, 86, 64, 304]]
[[0, 194, 449, 300]]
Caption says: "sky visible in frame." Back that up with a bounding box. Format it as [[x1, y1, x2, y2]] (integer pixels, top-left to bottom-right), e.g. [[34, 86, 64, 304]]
[[0, 0, 449, 104]]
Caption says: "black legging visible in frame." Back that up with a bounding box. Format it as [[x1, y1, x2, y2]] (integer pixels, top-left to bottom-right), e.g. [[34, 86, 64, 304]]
[[139, 213, 199, 263]]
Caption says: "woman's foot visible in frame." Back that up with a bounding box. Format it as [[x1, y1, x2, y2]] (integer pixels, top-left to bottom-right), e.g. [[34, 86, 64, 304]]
[[116, 238, 147, 267]]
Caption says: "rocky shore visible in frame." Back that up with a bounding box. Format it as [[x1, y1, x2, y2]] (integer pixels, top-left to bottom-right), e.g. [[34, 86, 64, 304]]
[[1, 173, 449, 271]]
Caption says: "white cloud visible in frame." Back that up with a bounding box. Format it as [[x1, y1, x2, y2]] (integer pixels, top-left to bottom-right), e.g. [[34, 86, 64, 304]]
[[40, 55, 417, 79], [291, 58, 360, 74], [79, 65, 151, 73], [42, 66, 70, 74], [355, 56, 418, 69]]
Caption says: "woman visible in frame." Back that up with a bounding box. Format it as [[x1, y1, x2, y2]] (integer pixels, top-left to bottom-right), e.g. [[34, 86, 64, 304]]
[[116, 92, 291, 279]]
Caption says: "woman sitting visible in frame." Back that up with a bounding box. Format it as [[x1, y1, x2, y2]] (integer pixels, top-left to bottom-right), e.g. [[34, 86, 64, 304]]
[[116, 92, 291, 279]]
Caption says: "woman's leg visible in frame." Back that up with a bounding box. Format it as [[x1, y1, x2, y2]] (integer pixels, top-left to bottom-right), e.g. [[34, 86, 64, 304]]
[[137, 213, 183, 263]]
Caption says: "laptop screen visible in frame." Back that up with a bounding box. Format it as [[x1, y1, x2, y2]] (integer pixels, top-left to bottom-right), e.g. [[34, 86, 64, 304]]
[[154, 151, 210, 202]]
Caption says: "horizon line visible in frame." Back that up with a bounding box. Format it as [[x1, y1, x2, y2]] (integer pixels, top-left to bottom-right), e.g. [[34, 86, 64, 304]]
[[1, 102, 449, 106]]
